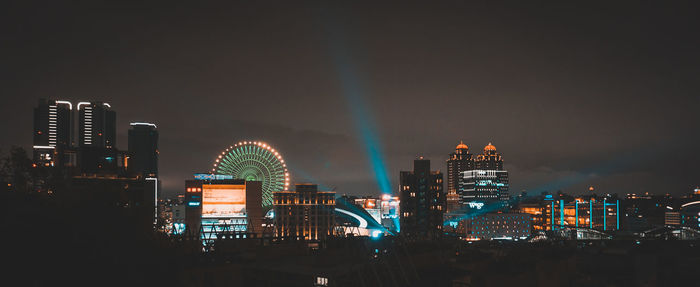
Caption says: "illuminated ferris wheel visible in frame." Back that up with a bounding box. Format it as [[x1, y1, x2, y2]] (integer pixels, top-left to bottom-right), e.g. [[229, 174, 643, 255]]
[[212, 141, 290, 209]]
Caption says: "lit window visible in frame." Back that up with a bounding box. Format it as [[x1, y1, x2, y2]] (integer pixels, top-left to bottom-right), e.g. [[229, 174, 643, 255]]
[[315, 277, 328, 286]]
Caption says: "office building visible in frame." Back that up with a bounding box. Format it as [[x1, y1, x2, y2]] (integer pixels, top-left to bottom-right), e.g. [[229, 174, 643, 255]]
[[76, 102, 122, 174], [273, 183, 336, 240], [446, 141, 473, 213], [445, 213, 531, 240], [459, 169, 510, 204], [399, 157, 445, 239], [32, 99, 74, 167], [78, 101, 116, 148], [517, 195, 621, 237], [457, 143, 509, 209], [475, 142, 503, 170], [185, 177, 263, 245], [545, 197, 620, 232], [127, 122, 159, 178]]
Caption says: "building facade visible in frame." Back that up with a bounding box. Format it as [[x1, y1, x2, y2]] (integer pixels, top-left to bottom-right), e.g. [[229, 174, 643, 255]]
[[456, 143, 509, 209], [399, 157, 445, 239], [445, 213, 532, 240], [545, 198, 620, 232], [474, 142, 503, 170], [78, 101, 116, 148], [75, 102, 125, 174], [273, 183, 336, 240], [459, 170, 510, 204], [517, 196, 621, 236], [127, 122, 159, 178], [32, 99, 74, 167], [446, 141, 473, 213], [184, 178, 263, 245]]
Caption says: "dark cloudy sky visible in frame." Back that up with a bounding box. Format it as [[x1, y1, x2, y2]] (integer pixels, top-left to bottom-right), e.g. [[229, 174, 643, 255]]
[[2, 1, 699, 197]]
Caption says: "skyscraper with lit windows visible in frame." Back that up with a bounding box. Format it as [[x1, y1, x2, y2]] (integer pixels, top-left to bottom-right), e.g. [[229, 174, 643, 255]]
[[399, 157, 445, 239], [78, 101, 116, 148], [32, 99, 74, 167], [446, 141, 473, 213], [458, 143, 509, 208], [475, 142, 503, 170], [76, 102, 122, 174]]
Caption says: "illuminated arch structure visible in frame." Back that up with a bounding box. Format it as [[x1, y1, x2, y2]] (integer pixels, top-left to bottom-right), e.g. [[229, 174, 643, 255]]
[[212, 141, 290, 209], [334, 197, 393, 237]]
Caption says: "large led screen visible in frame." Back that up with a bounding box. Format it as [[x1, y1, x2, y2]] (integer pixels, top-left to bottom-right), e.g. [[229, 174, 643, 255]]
[[201, 184, 246, 218]]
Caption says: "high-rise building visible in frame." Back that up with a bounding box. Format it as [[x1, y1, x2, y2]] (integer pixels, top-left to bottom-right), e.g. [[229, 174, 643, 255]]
[[399, 157, 445, 239], [457, 143, 509, 209], [76, 102, 123, 174], [127, 122, 159, 178], [446, 141, 473, 213], [32, 99, 74, 167], [273, 183, 336, 240], [78, 101, 116, 148], [459, 170, 510, 203], [475, 142, 503, 170], [33, 99, 73, 148]]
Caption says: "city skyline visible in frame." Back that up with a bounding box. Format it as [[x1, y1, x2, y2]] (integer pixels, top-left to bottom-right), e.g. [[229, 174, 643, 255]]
[[3, 2, 700, 198], [3, 2, 700, 286]]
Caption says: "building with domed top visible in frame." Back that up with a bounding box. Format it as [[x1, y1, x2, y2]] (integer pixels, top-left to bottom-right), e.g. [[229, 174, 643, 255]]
[[446, 141, 474, 212], [475, 142, 504, 170], [447, 142, 510, 212]]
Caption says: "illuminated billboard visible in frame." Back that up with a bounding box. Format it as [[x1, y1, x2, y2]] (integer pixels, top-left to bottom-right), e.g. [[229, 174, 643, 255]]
[[202, 184, 246, 218]]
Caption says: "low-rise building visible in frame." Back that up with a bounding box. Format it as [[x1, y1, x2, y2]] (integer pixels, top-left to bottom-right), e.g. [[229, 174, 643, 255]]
[[273, 183, 335, 240]]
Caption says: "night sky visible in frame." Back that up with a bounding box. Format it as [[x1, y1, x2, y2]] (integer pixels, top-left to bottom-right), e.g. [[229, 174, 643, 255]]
[[2, 1, 699, 198]]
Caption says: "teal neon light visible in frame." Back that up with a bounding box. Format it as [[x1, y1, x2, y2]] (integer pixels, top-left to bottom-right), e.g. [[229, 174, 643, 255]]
[[551, 203, 555, 230], [603, 198, 607, 231], [589, 199, 593, 229], [575, 201, 579, 228], [560, 200, 564, 227], [616, 200, 620, 230]]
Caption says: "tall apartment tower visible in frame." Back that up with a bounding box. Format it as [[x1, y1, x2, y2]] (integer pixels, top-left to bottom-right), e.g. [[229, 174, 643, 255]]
[[128, 122, 159, 178], [446, 141, 473, 213], [77, 102, 123, 174], [32, 99, 73, 166], [78, 102, 116, 148], [273, 183, 336, 240], [399, 157, 445, 239]]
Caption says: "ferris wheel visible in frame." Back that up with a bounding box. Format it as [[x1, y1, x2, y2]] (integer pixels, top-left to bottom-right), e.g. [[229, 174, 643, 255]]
[[212, 141, 290, 209]]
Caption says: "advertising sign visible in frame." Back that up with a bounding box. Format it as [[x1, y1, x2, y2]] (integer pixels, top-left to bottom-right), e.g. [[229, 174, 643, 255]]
[[201, 184, 246, 218]]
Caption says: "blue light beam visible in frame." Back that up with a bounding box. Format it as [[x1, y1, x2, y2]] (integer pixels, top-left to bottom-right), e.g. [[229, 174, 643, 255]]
[[319, 7, 392, 195]]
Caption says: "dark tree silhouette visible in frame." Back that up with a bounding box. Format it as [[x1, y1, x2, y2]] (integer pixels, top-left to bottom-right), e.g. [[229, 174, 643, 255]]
[[0, 146, 34, 192]]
